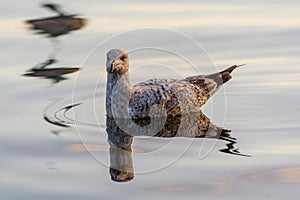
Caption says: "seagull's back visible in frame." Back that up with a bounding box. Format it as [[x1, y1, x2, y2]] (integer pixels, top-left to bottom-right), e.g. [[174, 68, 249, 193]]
[[128, 65, 240, 119]]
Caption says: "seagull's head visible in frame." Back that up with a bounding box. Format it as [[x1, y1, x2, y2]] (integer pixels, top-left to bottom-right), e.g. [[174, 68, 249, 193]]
[[106, 49, 129, 74]]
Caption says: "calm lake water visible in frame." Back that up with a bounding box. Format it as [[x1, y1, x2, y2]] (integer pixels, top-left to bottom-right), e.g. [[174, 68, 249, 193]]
[[1, 0, 300, 199]]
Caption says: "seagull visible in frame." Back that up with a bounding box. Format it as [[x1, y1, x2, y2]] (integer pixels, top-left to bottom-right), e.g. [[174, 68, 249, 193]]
[[106, 49, 243, 119]]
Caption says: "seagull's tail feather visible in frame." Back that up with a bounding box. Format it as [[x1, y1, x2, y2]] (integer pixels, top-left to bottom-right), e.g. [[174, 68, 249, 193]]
[[220, 64, 245, 83], [220, 72, 231, 84], [205, 64, 244, 86], [220, 64, 245, 75]]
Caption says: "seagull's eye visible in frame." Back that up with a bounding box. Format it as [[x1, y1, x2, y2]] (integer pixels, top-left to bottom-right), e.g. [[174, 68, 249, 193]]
[[120, 55, 126, 61]]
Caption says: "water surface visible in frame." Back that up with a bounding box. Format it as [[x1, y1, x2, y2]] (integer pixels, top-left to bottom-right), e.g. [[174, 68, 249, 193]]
[[1, 1, 300, 199]]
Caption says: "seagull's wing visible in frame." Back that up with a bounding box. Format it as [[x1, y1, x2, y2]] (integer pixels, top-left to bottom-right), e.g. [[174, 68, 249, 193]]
[[128, 65, 240, 119], [133, 78, 177, 86], [129, 76, 219, 118], [183, 75, 218, 105], [129, 79, 178, 119]]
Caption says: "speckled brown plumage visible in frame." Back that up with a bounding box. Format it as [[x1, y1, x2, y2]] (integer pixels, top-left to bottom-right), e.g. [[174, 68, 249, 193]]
[[106, 49, 241, 119]]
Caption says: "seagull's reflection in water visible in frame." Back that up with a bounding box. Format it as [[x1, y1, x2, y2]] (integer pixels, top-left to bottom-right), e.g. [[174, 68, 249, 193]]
[[107, 111, 249, 182]]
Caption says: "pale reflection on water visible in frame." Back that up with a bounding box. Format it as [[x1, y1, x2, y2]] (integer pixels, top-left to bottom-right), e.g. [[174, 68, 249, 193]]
[[1, 1, 300, 200]]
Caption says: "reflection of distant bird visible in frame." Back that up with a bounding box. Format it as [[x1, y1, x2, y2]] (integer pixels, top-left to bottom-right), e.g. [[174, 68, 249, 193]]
[[106, 49, 244, 119], [25, 3, 86, 37], [23, 58, 80, 83], [23, 3, 85, 84], [25, 16, 86, 37], [23, 66, 80, 83]]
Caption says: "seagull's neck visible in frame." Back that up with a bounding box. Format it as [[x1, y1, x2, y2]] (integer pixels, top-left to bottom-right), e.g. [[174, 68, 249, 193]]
[[106, 72, 131, 94], [106, 72, 131, 118]]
